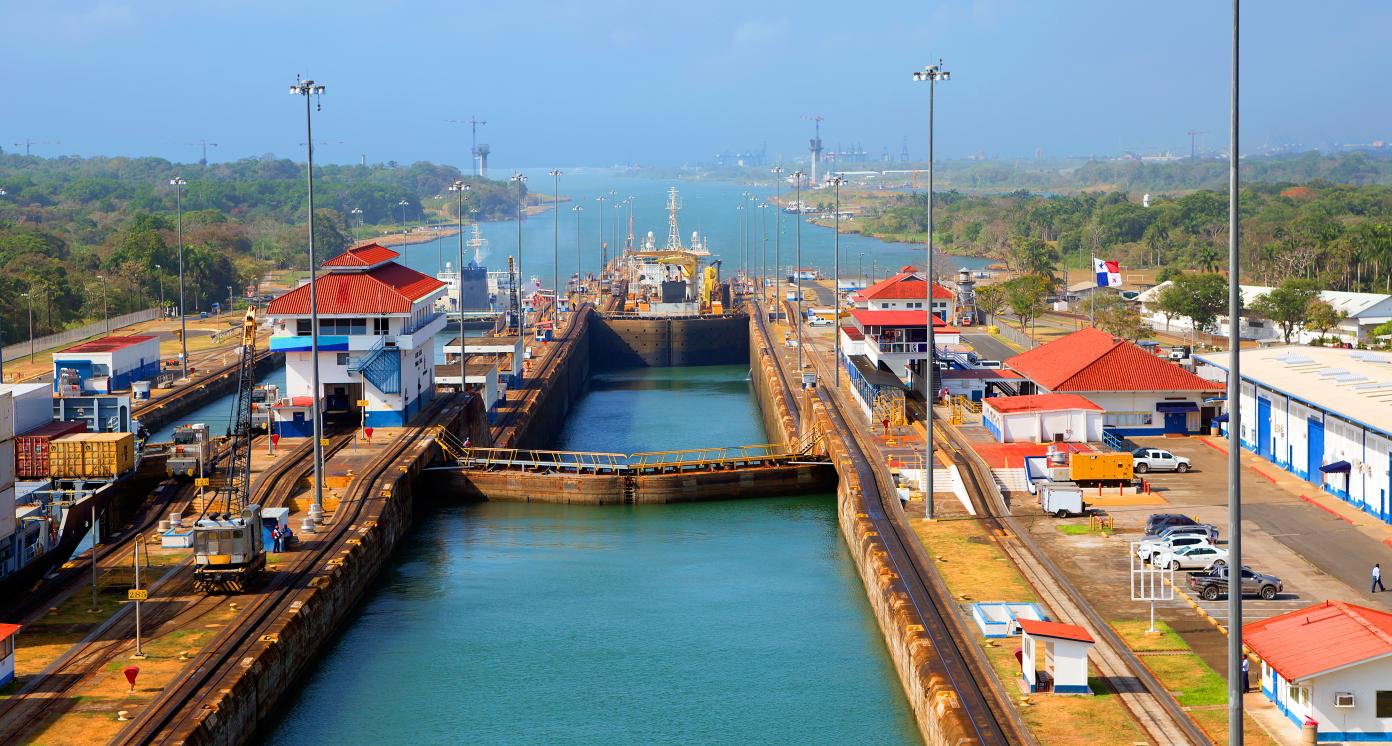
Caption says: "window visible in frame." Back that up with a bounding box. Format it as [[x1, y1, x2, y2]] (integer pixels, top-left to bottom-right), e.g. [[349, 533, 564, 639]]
[[336, 353, 350, 366], [1378, 690, 1392, 718], [1104, 412, 1154, 427], [373, 318, 390, 336], [296, 319, 312, 336], [319, 318, 367, 336]]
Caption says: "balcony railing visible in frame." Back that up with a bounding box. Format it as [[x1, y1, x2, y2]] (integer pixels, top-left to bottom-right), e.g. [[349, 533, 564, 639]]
[[870, 339, 928, 355], [401, 310, 443, 336]]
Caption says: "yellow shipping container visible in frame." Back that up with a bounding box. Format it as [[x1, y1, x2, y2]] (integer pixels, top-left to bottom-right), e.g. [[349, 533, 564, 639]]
[[49, 432, 136, 479], [1069, 451, 1134, 483]]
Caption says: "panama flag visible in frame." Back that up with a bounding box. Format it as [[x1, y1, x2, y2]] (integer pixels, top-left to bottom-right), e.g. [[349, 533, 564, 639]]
[[1093, 257, 1122, 287]]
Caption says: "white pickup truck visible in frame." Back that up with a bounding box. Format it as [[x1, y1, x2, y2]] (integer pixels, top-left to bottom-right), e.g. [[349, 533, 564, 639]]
[[1132, 447, 1192, 473]]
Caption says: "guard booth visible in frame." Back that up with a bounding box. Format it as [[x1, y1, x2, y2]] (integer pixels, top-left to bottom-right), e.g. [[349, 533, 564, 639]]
[[272, 396, 318, 438], [1017, 618, 1095, 694], [0, 623, 19, 687]]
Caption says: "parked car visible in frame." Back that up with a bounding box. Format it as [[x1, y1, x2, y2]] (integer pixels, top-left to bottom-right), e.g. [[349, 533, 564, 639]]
[[1132, 448, 1192, 473], [808, 316, 834, 327], [1136, 534, 1217, 563], [1188, 565, 1283, 601], [975, 359, 1003, 369], [1145, 513, 1199, 536], [1154, 544, 1228, 571], [1154, 523, 1220, 543]]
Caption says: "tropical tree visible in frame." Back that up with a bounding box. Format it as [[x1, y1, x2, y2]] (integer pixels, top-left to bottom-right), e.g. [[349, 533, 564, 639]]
[[1083, 292, 1152, 340], [1250, 278, 1320, 343], [974, 283, 1006, 321], [1162, 272, 1228, 334], [1004, 274, 1053, 338], [1303, 298, 1347, 341]]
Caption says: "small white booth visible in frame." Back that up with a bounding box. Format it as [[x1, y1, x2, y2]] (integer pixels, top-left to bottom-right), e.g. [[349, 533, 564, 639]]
[[983, 394, 1105, 444], [0, 623, 18, 688], [1018, 618, 1094, 695]]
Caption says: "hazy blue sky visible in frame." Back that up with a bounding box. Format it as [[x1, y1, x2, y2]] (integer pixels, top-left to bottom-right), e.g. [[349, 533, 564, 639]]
[[4, 0, 1389, 168]]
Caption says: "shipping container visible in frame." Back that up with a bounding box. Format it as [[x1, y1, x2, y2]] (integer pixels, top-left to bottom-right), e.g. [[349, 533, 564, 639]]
[[49, 432, 136, 479], [15, 421, 88, 479], [1068, 451, 1134, 483], [0, 383, 54, 438]]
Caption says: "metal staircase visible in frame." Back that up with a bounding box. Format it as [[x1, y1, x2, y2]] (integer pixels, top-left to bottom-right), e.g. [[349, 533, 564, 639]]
[[347, 337, 401, 395]]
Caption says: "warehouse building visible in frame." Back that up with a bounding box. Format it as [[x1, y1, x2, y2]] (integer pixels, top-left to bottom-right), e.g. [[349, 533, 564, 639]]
[[1196, 346, 1392, 524], [1006, 328, 1223, 436], [52, 335, 160, 394]]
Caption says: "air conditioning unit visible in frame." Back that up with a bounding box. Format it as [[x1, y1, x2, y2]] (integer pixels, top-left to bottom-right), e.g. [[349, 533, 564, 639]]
[[1334, 692, 1356, 708]]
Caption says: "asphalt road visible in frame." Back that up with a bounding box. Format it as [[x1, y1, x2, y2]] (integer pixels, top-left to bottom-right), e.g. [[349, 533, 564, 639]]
[[960, 333, 1016, 362]]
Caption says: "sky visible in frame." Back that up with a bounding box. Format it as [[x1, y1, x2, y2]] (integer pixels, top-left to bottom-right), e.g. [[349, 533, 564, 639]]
[[3, 0, 1390, 169]]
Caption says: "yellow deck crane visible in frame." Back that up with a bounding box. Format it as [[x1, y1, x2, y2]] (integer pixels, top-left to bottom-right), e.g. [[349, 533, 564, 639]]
[[192, 307, 265, 592]]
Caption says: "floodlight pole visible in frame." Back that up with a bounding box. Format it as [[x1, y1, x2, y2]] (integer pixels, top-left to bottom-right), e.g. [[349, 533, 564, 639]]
[[913, 59, 949, 519], [449, 181, 471, 396], [291, 77, 327, 527], [792, 171, 805, 374], [1226, 1, 1245, 741]]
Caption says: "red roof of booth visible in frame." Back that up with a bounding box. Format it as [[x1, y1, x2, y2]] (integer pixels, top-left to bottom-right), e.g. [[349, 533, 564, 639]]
[[1005, 327, 1221, 392], [61, 335, 157, 354], [850, 309, 958, 331], [267, 263, 445, 316], [1018, 618, 1094, 644]]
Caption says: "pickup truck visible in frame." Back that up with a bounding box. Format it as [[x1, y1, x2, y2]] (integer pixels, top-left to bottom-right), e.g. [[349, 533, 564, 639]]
[[1188, 565, 1283, 601], [1132, 448, 1192, 473]]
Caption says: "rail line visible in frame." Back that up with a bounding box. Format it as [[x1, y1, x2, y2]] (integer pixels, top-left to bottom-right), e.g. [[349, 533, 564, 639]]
[[749, 299, 801, 423], [111, 399, 449, 744]]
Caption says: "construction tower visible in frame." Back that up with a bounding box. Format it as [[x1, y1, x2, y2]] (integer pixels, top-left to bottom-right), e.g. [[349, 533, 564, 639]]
[[806, 115, 824, 185]]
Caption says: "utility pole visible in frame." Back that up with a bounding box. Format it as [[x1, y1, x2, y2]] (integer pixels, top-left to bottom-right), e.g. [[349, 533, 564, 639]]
[[759, 203, 768, 302], [449, 180, 471, 398], [512, 173, 527, 325], [170, 177, 189, 379], [792, 170, 805, 373], [772, 166, 784, 307], [290, 76, 327, 529], [595, 195, 607, 282], [550, 170, 562, 310], [913, 59, 950, 520], [22, 291, 33, 364], [572, 205, 584, 293], [1226, 2, 1244, 741], [831, 176, 845, 385]]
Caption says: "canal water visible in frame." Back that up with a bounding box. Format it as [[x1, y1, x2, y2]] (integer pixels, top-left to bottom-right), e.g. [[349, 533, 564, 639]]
[[146, 366, 286, 443], [267, 365, 920, 744]]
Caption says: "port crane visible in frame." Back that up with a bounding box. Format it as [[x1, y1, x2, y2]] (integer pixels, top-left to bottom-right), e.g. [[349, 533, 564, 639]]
[[191, 306, 265, 592]]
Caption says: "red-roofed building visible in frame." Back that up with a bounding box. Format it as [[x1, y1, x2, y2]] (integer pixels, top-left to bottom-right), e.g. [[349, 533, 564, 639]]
[[851, 266, 956, 322], [266, 246, 448, 433], [53, 335, 160, 394], [1018, 618, 1094, 694], [1003, 328, 1223, 435], [1245, 601, 1392, 741], [839, 301, 962, 417], [0, 623, 18, 687], [982, 394, 1104, 443]]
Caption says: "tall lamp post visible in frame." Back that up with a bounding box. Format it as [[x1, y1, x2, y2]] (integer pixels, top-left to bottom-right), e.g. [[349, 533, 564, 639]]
[[397, 199, 410, 253], [771, 167, 784, 306], [830, 175, 846, 384], [1225, 2, 1244, 740], [759, 203, 768, 301], [572, 204, 584, 293], [170, 176, 189, 379], [736, 204, 746, 290], [449, 180, 471, 396], [913, 59, 949, 520], [595, 195, 607, 282], [511, 173, 527, 323], [792, 170, 805, 373], [290, 77, 328, 528], [21, 291, 33, 364], [96, 276, 108, 334], [350, 207, 363, 244], [549, 170, 562, 311], [153, 265, 164, 310]]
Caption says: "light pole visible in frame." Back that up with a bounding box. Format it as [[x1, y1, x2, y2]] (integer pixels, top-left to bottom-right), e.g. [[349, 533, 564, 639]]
[[170, 176, 189, 379], [913, 59, 950, 520], [831, 175, 846, 385], [736, 204, 745, 290], [449, 180, 471, 395], [21, 291, 33, 364], [1225, 2, 1244, 740], [153, 264, 164, 310], [572, 205, 583, 293], [792, 170, 805, 373], [96, 276, 108, 334], [398, 199, 410, 253], [759, 203, 768, 301], [859, 252, 865, 288], [290, 76, 327, 528], [549, 170, 562, 312], [511, 173, 527, 323], [771, 167, 783, 305], [610, 193, 621, 267], [595, 195, 607, 282], [350, 207, 363, 244]]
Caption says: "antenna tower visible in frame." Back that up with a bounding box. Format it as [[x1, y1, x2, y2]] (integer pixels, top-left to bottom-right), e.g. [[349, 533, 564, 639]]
[[665, 187, 684, 250]]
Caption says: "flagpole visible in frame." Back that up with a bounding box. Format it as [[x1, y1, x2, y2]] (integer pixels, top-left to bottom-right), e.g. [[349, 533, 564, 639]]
[[1089, 255, 1096, 328]]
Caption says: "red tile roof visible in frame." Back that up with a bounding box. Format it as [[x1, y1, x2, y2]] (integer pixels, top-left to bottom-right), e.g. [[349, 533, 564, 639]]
[[854, 267, 954, 301], [1018, 618, 1094, 644], [984, 393, 1103, 414], [840, 325, 864, 341], [61, 335, 157, 354], [1244, 601, 1392, 681], [321, 243, 400, 268], [1005, 328, 1222, 393], [267, 262, 445, 316], [850, 309, 959, 332], [0, 623, 19, 643]]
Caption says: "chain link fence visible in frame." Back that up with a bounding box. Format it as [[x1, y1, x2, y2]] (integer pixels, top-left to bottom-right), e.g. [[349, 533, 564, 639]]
[[2, 308, 161, 365]]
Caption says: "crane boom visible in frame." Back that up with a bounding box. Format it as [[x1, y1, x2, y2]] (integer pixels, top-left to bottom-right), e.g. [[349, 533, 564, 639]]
[[220, 306, 258, 515]]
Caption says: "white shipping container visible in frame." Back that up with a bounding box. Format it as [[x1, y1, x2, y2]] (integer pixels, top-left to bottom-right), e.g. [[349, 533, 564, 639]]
[[0, 383, 54, 437], [0, 392, 10, 442], [0, 485, 14, 539], [0, 440, 12, 490]]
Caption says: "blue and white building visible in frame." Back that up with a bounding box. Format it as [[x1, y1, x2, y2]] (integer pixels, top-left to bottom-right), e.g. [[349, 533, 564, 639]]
[[1197, 346, 1392, 524], [266, 244, 446, 434], [52, 335, 160, 394]]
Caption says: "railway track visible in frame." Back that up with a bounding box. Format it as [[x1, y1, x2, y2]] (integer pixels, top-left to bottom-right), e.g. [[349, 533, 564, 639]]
[[111, 401, 447, 744]]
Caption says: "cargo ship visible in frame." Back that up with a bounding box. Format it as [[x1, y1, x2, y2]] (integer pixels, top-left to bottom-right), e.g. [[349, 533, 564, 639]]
[[618, 188, 724, 315], [435, 224, 495, 314]]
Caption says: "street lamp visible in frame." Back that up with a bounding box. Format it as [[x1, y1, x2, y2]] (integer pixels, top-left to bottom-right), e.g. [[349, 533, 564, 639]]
[[572, 204, 584, 293], [96, 275, 108, 333], [511, 173, 528, 323], [792, 170, 805, 372], [595, 195, 607, 282], [913, 59, 949, 520], [21, 291, 33, 364], [170, 176, 189, 379], [771, 166, 783, 304], [449, 180, 472, 396], [736, 204, 745, 291], [549, 170, 562, 311], [350, 207, 363, 244], [831, 175, 846, 385], [1224, 3, 1245, 739], [153, 264, 164, 310], [397, 199, 410, 254], [759, 203, 768, 300], [290, 76, 328, 527]]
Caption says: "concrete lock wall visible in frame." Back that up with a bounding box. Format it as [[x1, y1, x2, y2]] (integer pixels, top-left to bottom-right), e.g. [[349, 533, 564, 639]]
[[590, 314, 750, 369], [445, 464, 833, 504]]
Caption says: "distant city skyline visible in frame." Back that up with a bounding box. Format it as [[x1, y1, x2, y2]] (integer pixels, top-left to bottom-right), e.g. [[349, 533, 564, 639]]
[[3, 1, 1390, 168]]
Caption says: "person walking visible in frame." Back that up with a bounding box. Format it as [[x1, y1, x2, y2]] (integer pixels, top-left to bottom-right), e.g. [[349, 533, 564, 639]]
[[1241, 657, 1250, 693], [1375, 563, 1386, 594]]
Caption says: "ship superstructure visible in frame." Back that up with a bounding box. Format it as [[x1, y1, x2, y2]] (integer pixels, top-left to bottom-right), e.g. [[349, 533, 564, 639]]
[[620, 188, 725, 315]]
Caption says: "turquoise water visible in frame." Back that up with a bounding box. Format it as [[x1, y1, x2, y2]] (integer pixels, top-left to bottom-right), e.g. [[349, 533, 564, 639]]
[[400, 169, 989, 292], [266, 366, 920, 745], [146, 366, 286, 442]]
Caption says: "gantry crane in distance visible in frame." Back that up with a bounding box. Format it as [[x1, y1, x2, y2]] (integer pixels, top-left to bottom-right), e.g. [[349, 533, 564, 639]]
[[192, 306, 265, 592]]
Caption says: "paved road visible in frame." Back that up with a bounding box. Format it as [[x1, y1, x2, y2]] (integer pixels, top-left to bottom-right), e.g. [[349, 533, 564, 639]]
[[960, 333, 1016, 362]]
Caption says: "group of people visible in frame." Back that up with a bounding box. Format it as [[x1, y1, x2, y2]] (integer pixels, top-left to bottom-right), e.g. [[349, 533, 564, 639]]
[[270, 524, 295, 552]]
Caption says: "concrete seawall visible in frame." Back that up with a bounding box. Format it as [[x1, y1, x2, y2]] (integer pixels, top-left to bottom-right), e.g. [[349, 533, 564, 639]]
[[511, 307, 594, 449], [591, 314, 750, 368], [438, 463, 833, 504]]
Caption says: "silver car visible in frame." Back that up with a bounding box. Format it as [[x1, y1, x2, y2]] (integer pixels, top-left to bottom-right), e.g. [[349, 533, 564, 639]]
[[1137, 534, 1216, 563]]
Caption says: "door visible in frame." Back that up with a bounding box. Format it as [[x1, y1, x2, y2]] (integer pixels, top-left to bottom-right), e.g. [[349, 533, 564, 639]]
[[1157, 451, 1177, 470], [1307, 417, 1325, 482], [1164, 412, 1187, 434], [1257, 398, 1272, 459]]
